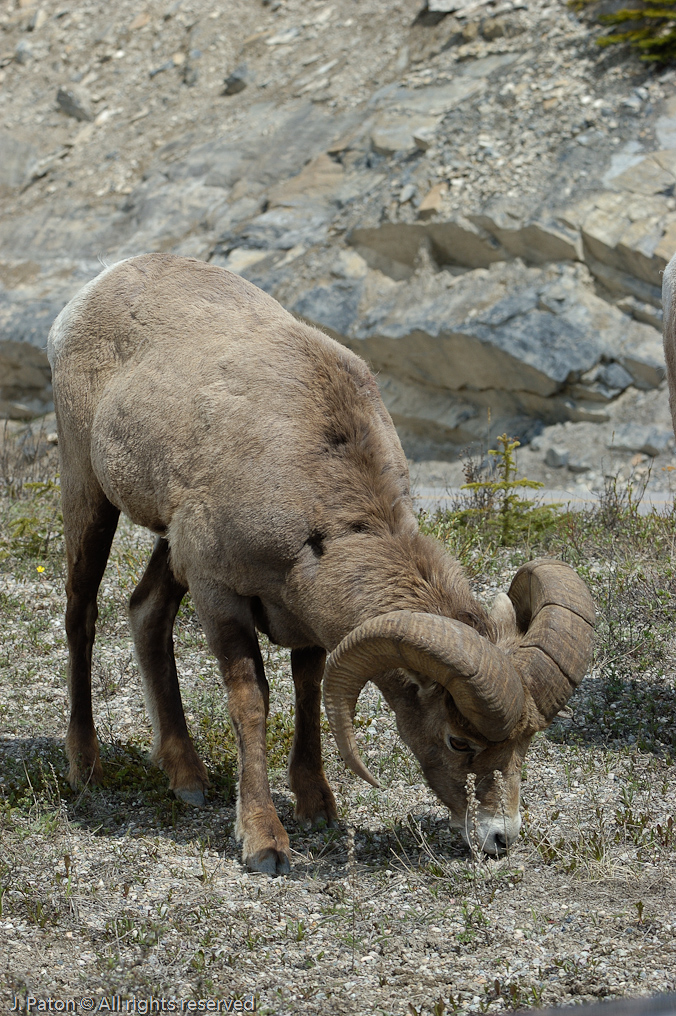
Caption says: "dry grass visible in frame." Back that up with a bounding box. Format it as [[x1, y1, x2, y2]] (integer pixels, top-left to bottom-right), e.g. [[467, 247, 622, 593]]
[[1, 421, 676, 1014]]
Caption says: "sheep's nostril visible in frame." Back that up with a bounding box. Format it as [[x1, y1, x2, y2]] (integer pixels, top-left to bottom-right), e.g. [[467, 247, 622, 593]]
[[492, 832, 508, 853]]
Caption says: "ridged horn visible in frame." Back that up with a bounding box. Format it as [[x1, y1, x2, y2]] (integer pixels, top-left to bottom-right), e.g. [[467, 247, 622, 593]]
[[323, 610, 525, 786], [507, 558, 595, 724]]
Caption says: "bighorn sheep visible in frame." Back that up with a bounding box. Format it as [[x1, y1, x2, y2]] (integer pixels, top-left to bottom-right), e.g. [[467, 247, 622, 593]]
[[48, 253, 594, 875], [663, 253, 676, 437]]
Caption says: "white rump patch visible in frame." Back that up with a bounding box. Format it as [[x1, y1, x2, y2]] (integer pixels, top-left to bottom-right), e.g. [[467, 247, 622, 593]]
[[47, 258, 131, 366], [663, 252, 676, 332]]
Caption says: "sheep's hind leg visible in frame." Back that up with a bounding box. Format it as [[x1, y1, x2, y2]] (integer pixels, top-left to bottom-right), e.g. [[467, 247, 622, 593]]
[[190, 585, 290, 875], [289, 647, 338, 827], [129, 537, 209, 805], [63, 486, 120, 788]]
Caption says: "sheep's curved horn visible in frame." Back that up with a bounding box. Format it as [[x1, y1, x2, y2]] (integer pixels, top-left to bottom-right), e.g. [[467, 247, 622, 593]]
[[323, 610, 525, 786], [507, 558, 595, 724]]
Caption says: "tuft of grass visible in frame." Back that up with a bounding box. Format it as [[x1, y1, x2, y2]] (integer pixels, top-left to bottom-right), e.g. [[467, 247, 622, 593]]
[[0, 422, 63, 576], [571, 0, 676, 63], [0, 478, 63, 567], [0, 748, 70, 814]]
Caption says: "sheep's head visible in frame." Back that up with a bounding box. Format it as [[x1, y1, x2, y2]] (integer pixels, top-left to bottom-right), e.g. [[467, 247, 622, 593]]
[[323, 559, 594, 855]]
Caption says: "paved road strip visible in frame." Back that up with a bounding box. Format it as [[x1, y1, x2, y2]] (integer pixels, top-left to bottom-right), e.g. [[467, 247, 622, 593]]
[[412, 486, 676, 516]]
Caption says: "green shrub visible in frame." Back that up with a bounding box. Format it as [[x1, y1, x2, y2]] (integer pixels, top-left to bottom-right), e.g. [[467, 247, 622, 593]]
[[0, 479, 63, 562], [420, 434, 562, 550], [572, 0, 676, 63]]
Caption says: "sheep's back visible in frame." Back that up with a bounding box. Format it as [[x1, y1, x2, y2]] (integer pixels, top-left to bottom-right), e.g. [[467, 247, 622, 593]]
[[52, 254, 415, 590]]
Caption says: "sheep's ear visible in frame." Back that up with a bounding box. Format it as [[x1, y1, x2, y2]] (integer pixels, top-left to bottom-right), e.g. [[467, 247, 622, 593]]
[[489, 592, 517, 639], [403, 668, 435, 693]]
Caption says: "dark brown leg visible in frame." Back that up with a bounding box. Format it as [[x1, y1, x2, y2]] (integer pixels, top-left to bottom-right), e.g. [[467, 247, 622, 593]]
[[289, 647, 337, 826], [190, 584, 290, 875], [63, 487, 119, 787], [129, 538, 209, 804]]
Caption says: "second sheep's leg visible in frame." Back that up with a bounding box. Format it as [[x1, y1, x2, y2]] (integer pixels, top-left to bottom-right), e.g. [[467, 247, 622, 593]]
[[289, 646, 338, 827]]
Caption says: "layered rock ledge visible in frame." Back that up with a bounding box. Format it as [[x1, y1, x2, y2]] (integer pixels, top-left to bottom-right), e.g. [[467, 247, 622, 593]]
[[0, 0, 674, 485]]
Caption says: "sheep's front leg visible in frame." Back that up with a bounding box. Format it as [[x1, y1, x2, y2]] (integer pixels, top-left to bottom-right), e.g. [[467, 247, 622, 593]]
[[227, 656, 291, 874], [191, 584, 290, 875]]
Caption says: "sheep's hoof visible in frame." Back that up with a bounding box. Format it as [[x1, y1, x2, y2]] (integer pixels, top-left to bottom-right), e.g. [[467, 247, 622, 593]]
[[296, 813, 338, 831], [66, 729, 103, 789], [312, 815, 338, 831], [174, 787, 205, 807], [245, 848, 291, 876], [292, 777, 338, 828], [67, 757, 104, 789]]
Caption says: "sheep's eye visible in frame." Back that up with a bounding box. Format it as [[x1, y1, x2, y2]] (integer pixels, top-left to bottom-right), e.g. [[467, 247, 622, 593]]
[[447, 736, 472, 753]]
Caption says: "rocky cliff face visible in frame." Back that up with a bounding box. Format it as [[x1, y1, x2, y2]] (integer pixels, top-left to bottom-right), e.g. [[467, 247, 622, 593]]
[[1, 0, 675, 486]]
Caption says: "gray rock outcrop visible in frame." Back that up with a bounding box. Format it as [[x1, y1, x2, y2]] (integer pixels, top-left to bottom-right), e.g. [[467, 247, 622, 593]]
[[0, 340, 53, 419], [0, 0, 673, 471], [289, 259, 663, 447]]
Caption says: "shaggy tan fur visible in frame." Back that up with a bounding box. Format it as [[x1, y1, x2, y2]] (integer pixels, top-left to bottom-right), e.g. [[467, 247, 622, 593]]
[[49, 253, 590, 872]]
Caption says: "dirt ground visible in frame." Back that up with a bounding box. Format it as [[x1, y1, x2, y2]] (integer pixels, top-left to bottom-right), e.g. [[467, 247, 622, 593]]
[[2, 432, 676, 1015]]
